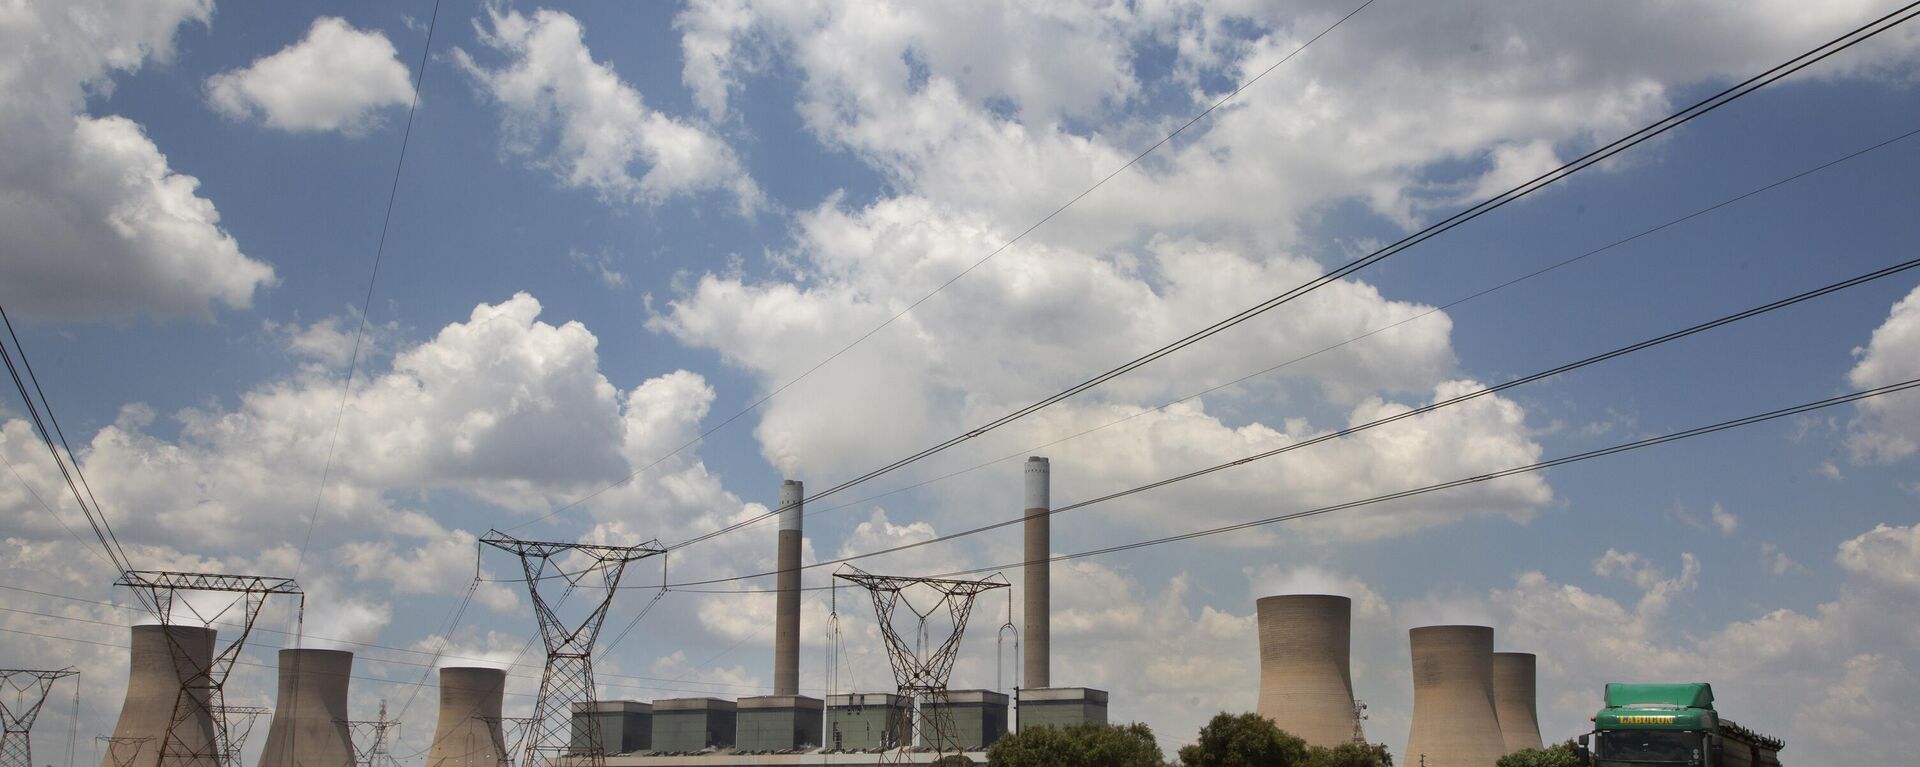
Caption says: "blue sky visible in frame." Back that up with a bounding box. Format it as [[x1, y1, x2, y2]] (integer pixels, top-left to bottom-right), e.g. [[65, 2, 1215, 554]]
[[3, 1, 1920, 764]]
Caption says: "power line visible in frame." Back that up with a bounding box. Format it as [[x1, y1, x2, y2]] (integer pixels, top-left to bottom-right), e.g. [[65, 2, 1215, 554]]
[[660, 2, 1920, 554], [657, 119, 1920, 550], [296, 0, 444, 578], [502, 0, 1382, 533], [630, 252, 1920, 590]]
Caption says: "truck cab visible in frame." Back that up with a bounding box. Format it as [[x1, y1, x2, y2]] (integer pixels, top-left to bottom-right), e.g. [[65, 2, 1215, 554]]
[[1582, 683, 1782, 767]]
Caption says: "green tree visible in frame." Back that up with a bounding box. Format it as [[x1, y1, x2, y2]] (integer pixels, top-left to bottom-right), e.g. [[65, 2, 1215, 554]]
[[986, 722, 1164, 767], [1495, 740, 1587, 767], [932, 755, 978, 767], [1177, 713, 1309, 767], [1305, 742, 1394, 767]]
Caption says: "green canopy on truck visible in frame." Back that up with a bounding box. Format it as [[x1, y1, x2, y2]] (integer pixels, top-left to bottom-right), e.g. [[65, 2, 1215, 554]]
[[1604, 683, 1715, 709]]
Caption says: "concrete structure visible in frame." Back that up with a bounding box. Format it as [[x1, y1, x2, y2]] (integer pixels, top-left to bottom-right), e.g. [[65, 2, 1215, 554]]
[[258, 648, 355, 767], [824, 694, 907, 752], [917, 690, 1007, 752], [1254, 595, 1357, 748], [571, 702, 652, 755], [1016, 688, 1106, 731], [602, 752, 986, 766], [651, 699, 735, 753], [1021, 457, 1050, 690], [427, 667, 509, 767], [101, 624, 220, 767], [1405, 626, 1506, 767], [733, 697, 821, 752], [774, 480, 803, 697], [1492, 652, 1543, 754]]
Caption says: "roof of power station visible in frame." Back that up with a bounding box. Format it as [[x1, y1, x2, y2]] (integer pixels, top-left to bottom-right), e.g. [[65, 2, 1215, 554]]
[[428, 667, 510, 767], [258, 648, 356, 767], [1406, 625, 1507, 767], [102, 624, 220, 767], [1493, 651, 1544, 754], [1254, 594, 1357, 749]]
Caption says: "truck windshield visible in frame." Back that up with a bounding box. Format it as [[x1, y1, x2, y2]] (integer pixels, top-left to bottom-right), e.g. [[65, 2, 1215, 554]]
[[1596, 731, 1701, 765]]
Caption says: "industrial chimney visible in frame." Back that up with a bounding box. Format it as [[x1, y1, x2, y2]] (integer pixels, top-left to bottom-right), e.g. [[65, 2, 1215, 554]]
[[1405, 625, 1506, 767], [1493, 652, 1543, 753], [1022, 456, 1050, 690], [427, 668, 509, 767], [774, 479, 803, 697], [101, 624, 220, 767], [257, 648, 355, 767], [1254, 595, 1356, 748]]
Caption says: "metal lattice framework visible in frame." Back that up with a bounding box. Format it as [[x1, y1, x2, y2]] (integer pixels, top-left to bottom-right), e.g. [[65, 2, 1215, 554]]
[[480, 531, 661, 767], [0, 668, 78, 767], [210, 707, 266, 767], [832, 565, 1007, 761], [342, 701, 402, 767], [114, 570, 302, 767], [480, 717, 536, 767], [97, 737, 151, 767]]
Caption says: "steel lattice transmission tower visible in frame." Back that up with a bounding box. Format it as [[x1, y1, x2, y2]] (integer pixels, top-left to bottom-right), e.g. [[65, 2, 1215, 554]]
[[0, 668, 78, 767], [97, 737, 150, 767], [210, 707, 266, 767], [342, 700, 402, 767], [480, 531, 662, 767], [115, 571, 302, 767], [832, 565, 1007, 762]]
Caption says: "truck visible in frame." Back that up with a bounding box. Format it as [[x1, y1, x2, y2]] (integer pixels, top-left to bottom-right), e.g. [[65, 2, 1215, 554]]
[[1578, 683, 1783, 767]]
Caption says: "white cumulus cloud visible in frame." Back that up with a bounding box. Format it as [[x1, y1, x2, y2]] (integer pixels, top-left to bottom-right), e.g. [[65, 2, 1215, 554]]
[[207, 16, 414, 134]]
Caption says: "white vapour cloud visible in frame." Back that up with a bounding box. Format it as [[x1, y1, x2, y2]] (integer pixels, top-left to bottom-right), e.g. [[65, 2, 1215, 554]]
[[1846, 284, 1920, 463], [207, 16, 414, 134], [0, 0, 275, 321], [455, 8, 762, 213]]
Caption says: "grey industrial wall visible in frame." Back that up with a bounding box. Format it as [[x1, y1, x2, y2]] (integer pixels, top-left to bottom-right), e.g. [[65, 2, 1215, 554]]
[[1015, 688, 1107, 731], [257, 648, 355, 767], [917, 694, 1007, 752], [427, 667, 509, 767], [1492, 652, 1543, 754], [825, 695, 907, 752], [1255, 595, 1356, 748], [101, 624, 220, 767], [571, 703, 652, 755], [1405, 626, 1506, 767], [734, 697, 822, 752], [651, 701, 735, 753]]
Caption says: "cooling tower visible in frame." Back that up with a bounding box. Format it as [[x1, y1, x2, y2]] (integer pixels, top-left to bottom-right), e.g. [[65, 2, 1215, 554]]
[[257, 649, 355, 767], [1406, 626, 1506, 767], [1493, 652, 1543, 754], [1022, 456, 1050, 689], [101, 624, 219, 767], [1254, 595, 1356, 748], [427, 668, 509, 767], [774, 479, 803, 696]]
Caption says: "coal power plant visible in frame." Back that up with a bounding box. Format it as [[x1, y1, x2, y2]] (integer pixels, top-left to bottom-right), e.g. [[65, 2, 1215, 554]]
[[257, 648, 355, 767], [101, 625, 220, 767], [428, 667, 510, 767], [1405, 625, 1508, 767], [1254, 594, 1357, 748], [1493, 652, 1544, 753]]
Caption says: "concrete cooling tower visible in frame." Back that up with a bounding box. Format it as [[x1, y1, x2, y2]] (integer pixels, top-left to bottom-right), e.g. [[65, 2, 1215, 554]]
[[1493, 652, 1543, 754], [1405, 626, 1506, 767], [1254, 595, 1356, 748], [102, 625, 219, 767], [427, 668, 509, 767], [258, 649, 355, 767]]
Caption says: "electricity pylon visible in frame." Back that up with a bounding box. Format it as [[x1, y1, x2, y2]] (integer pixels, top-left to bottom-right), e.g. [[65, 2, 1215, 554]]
[[0, 668, 78, 767]]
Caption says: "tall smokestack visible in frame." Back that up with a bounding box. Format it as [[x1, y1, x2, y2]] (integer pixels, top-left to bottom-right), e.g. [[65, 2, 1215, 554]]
[[1493, 652, 1543, 753], [1022, 457, 1050, 690], [102, 625, 219, 767], [257, 649, 355, 767], [774, 479, 803, 697], [1255, 595, 1355, 748], [1406, 625, 1506, 767], [427, 668, 509, 767]]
